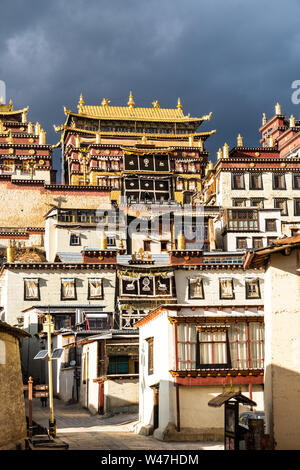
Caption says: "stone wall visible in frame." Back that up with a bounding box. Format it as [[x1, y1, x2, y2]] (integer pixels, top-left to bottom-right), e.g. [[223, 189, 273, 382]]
[[0, 331, 27, 449]]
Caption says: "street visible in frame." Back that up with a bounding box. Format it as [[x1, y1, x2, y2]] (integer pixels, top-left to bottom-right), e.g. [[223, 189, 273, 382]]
[[26, 398, 224, 451]]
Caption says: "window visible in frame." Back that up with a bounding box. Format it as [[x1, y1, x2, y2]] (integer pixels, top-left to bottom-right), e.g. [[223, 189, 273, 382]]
[[22, 161, 31, 174], [61, 278, 76, 300], [274, 198, 288, 216], [107, 237, 116, 247], [143, 240, 151, 252], [267, 237, 277, 245], [97, 177, 107, 187], [249, 174, 263, 190], [253, 237, 263, 249], [245, 278, 261, 299], [147, 338, 154, 375], [160, 240, 168, 252], [232, 174, 245, 190], [3, 160, 14, 173], [188, 277, 204, 299], [108, 356, 129, 374], [188, 180, 196, 191], [176, 178, 184, 191], [228, 322, 264, 369], [294, 199, 300, 216], [250, 198, 264, 209], [177, 324, 197, 370], [273, 173, 286, 190], [265, 219, 277, 232], [176, 322, 264, 371], [109, 178, 120, 189], [54, 314, 75, 331], [232, 199, 247, 207], [236, 237, 248, 250], [220, 278, 234, 299], [293, 174, 300, 190], [227, 209, 258, 231], [70, 234, 81, 246], [291, 228, 299, 237], [24, 278, 40, 300], [88, 278, 103, 299], [198, 327, 229, 367]]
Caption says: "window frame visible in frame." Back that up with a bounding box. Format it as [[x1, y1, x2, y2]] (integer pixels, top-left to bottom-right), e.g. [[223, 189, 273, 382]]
[[70, 233, 81, 246], [88, 278, 103, 300], [265, 218, 277, 232], [231, 173, 245, 190], [188, 277, 205, 300], [146, 337, 154, 375], [236, 237, 248, 250], [274, 198, 288, 216], [272, 173, 286, 190], [245, 278, 261, 299], [294, 199, 300, 216], [24, 278, 40, 301], [61, 278, 77, 301], [219, 278, 235, 300], [249, 173, 263, 190]]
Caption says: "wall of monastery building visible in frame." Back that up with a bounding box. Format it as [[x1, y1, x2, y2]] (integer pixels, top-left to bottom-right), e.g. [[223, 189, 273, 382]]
[[174, 269, 264, 305], [0, 267, 116, 326], [0, 179, 111, 228], [264, 249, 300, 449], [104, 378, 139, 412], [0, 331, 27, 450]]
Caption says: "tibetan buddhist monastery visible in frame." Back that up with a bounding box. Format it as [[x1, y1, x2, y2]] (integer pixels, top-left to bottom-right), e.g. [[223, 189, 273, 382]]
[[202, 102, 300, 237], [54, 92, 216, 205], [0, 100, 55, 184]]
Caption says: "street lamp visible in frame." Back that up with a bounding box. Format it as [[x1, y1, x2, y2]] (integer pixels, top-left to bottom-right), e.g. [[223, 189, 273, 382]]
[[34, 313, 64, 438]]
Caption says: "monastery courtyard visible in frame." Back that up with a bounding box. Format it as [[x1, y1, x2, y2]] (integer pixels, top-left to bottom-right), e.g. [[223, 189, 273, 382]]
[[27, 398, 223, 451]]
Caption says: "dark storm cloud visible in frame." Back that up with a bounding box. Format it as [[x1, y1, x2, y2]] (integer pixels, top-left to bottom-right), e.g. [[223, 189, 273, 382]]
[[1, 0, 300, 179]]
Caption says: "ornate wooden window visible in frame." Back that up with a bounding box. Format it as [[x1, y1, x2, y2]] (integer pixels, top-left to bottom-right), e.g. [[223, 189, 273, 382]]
[[253, 237, 263, 249], [265, 219, 277, 232], [249, 173, 263, 190], [70, 234, 81, 246], [294, 199, 300, 216], [108, 356, 129, 374], [61, 278, 76, 300], [219, 278, 234, 299], [273, 173, 286, 190], [250, 198, 264, 209], [188, 277, 204, 299], [177, 324, 197, 370], [231, 173, 245, 190], [274, 198, 288, 215], [228, 322, 264, 369], [227, 209, 258, 231], [3, 160, 14, 173], [293, 174, 300, 190], [236, 237, 248, 250], [24, 278, 40, 300], [88, 278, 103, 300], [245, 278, 261, 299], [232, 199, 247, 207], [198, 327, 229, 367]]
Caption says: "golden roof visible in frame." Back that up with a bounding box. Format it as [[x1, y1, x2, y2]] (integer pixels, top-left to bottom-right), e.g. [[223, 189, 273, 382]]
[[69, 93, 212, 123], [0, 101, 29, 115]]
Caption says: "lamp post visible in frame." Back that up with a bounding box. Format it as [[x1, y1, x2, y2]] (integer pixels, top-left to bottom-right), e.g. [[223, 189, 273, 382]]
[[42, 313, 56, 437]]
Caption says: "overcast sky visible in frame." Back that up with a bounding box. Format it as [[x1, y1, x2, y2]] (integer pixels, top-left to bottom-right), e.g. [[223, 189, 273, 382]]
[[1, 0, 300, 180]]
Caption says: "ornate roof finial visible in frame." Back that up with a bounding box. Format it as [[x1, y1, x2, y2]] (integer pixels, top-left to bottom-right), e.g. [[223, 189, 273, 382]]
[[101, 98, 110, 106], [96, 132, 101, 144], [269, 135, 275, 147], [237, 134, 243, 147], [27, 122, 33, 134], [217, 148, 223, 159], [128, 91, 135, 108], [177, 97, 183, 110], [78, 93, 85, 112], [35, 122, 40, 135], [9, 99, 13, 110], [152, 100, 160, 108], [223, 142, 229, 158], [141, 133, 147, 144], [275, 102, 281, 115], [262, 113, 267, 126], [290, 115, 295, 127], [7, 129, 13, 143], [39, 129, 46, 145], [22, 110, 27, 124]]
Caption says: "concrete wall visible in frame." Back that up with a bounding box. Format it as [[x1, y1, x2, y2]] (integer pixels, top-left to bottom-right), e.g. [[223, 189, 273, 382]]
[[104, 378, 139, 411], [0, 331, 27, 449], [264, 249, 300, 450]]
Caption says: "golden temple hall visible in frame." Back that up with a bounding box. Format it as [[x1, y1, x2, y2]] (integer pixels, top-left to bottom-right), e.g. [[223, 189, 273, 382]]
[[54, 92, 216, 205]]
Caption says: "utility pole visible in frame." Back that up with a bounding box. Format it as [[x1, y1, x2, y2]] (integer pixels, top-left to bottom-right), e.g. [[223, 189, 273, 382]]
[[42, 312, 56, 437]]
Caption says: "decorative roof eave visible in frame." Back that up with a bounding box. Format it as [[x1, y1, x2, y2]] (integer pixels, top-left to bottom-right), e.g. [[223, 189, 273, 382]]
[[55, 125, 216, 142], [170, 369, 264, 379], [0, 106, 29, 116], [63, 107, 212, 124]]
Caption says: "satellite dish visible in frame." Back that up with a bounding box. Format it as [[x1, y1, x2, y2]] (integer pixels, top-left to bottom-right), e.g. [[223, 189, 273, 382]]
[[70, 360, 76, 366]]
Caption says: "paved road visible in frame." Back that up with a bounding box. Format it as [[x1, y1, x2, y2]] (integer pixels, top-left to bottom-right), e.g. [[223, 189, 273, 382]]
[[26, 398, 224, 451]]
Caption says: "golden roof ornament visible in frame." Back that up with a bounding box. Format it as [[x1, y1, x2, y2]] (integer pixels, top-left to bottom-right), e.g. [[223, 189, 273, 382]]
[[237, 134, 243, 147], [141, 133, 147, 144], [262, 113, 267, 126], [223, 142, 229, 158], [22, 110, 27, 124], [177, 97, 183, 110], [6, 129, 13, 143], [101, 98, 110, 106], [198, 138, 204, 151], [78, 93, 85, 113], [39, 129, 46, 145], [128, 91, 135, 108], [27, 122, 33, 134], [290, 115, 295, 127], [217, 148, 223, 159], [189, 135, 194, 146], [275, 102, 281, 115], [269, 135, 275, 147], [35, 122, 40, 135], [8, 99, 13, 111], [177, 232, 185, 250], [0, 120, 4, 133], [75, 134, 80, 147], [152, 100, 160, 108]]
